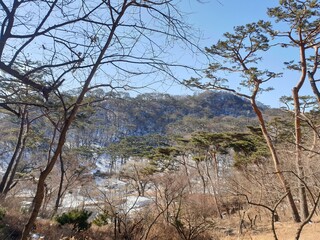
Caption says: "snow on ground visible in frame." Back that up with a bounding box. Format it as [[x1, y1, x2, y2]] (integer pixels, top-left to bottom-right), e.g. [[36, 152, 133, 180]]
[[94, 154, 141, 174], [61, 192, 98, 208], [119, 196, 152, 213], [95, 157, 112, 173], [95, 176, 127, 189], [17, 189, 35, 198], [60, 185, 152, 216]]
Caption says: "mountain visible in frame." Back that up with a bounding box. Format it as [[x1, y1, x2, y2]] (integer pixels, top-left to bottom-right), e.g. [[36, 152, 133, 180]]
[[70, 91, 262, 147]]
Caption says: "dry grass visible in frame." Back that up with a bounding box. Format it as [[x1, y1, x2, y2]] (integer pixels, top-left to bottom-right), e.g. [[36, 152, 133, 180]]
[[34, 219, 112, 240], [221, 217, 320, 240], [0, 198, 29, 240], [2, 196, 320, 240], [3, 214, 320, 240]]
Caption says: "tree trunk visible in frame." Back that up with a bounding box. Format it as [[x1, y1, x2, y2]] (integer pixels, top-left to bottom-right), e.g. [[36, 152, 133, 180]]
[[205, 157, 222, 218], [3, 140, 26, 195], [21, 170, 47, 240], [251, 97, 301, 222], [195, 161, 206, 194], [52, 153, 65, 216], [0, 108, 27, 197], [307, 46, 320, 102], [21, 107, 81, 240], [182, 155, 193, 193], [293, 87, 309, 220]]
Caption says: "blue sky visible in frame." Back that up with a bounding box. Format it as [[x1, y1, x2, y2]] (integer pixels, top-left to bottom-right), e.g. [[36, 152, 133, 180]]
[[155, 0, 314, 108]]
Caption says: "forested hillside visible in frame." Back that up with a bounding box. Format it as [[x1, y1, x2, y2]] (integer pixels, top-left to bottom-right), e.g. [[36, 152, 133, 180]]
[[68, 90, 257, 146], [0, 1, 319, 240], [0, 90, 258, 173]]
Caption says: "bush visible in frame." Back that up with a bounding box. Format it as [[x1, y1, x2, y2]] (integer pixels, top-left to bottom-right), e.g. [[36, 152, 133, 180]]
[[92, 211, 110, 227], [0, 206, 6, 221], [55, 209, 92, 232]]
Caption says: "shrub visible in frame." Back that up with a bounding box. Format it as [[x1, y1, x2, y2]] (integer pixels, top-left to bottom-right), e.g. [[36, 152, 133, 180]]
[[0, 206, 6, 221], [92, 211, 110, 227], [55, 209, 92, 232]]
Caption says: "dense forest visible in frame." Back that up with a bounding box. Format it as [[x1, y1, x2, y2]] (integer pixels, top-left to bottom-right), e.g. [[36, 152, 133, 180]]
[[0, 1, 319, 240]]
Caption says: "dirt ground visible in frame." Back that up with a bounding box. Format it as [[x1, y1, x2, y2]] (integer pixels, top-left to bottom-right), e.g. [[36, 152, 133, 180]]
[[222, 219, 320, 240]]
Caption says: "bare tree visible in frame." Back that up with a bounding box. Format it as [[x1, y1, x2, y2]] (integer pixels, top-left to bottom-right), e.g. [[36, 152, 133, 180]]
[[0, 73, 47, 199], [0, 1, 202, 239], [0, 106, 29, 197]]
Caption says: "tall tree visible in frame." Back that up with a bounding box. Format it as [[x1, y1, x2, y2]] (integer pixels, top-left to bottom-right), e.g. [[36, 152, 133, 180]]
[[268, 0, 320, 220], [0, 1, 201, 239], [185, 21, 301, 222]]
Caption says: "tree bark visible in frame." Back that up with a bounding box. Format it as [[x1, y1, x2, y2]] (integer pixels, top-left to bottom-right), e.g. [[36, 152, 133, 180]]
[[251, 94, 301, 222], [293, 87, 309, 220], [21, 118, 73, 240], [52, 153, 65, 216]]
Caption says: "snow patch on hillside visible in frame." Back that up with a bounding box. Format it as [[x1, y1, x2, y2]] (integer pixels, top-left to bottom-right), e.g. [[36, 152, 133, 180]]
[[119, 196, 152, 213], [95, 177, 127, 189], [61, 192, 97, 209]]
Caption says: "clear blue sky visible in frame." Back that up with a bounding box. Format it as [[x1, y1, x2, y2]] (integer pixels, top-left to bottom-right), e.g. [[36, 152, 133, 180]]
[[155, 0, 314, 108]]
